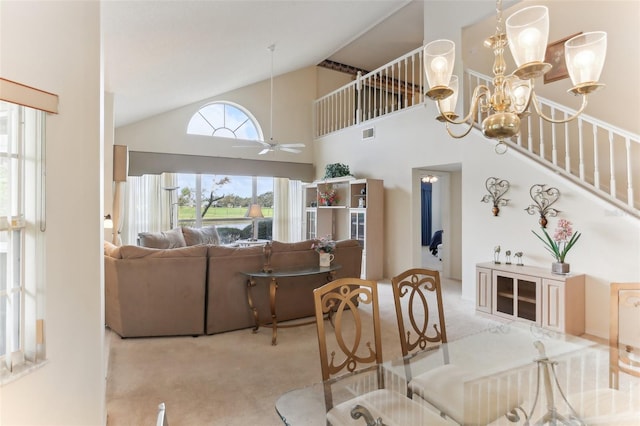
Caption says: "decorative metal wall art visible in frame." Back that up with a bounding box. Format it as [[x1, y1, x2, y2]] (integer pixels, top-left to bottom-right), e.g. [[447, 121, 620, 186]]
[[525, 184, 561, 228], [481, 177, 510, 216]]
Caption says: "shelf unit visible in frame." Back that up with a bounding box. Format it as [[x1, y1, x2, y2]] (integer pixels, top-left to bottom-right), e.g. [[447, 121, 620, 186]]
[[303, 177, 383, 280], [475, 262, 585, 335]]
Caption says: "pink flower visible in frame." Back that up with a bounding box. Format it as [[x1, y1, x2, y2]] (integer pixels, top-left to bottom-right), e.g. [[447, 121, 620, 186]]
[[553, 219, 574, 242]]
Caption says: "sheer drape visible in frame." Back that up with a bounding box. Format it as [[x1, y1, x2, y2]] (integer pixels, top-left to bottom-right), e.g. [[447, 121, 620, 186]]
[[272, 178, 303, 242], [121, 173, 177, 245]]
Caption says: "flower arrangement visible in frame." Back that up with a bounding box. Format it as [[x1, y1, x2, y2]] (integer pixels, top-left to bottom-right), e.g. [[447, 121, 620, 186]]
[[311, 235, 336, 254], [319, 185, 338, 206], [532, 219, 581, 263]]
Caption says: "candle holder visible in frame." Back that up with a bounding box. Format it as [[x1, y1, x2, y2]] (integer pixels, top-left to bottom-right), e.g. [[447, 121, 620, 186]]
[[481, 177, 510, 216], [525, 184, 561, 228]]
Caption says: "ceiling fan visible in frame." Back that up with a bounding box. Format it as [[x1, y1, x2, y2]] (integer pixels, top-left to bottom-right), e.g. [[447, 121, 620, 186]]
[[235, 44, 305, 155]]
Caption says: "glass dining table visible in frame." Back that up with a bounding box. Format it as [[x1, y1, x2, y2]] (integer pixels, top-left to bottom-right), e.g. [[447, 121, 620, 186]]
[[275, 321, 640, 425]]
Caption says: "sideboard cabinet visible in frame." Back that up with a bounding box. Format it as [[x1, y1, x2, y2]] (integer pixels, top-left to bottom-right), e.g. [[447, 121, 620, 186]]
[[475, 262, 585, 335], [303, 177, 383, 280]]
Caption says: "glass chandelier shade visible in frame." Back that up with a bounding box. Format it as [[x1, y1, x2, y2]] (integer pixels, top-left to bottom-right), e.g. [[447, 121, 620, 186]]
[[422, 0, 607, 148], [423, 39, 455, 100], [437, 75, 459, 119], [565, 31, 607, 90], [505, 6, 549, 67]]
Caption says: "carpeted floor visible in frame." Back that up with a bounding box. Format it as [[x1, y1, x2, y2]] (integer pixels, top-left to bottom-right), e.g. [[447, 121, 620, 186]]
[[105, 278, 499, 425]]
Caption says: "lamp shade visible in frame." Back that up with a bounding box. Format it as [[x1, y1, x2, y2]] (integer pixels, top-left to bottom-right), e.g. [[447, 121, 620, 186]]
[[507, 77, 532, 114], [104, 214, 114, 229], [246, 204, 264, 219], [439, 75, 459, 115], [423, 39, 455, 89], [506, 6, 549, 67], [565, 31, 607, 87]]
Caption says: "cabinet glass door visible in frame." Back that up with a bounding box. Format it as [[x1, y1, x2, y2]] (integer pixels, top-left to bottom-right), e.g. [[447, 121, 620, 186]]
[[495, 275, 515, 316], [494, 272, 539, 323], [306, 210, 317, 240], [350, 211, 365, 247]]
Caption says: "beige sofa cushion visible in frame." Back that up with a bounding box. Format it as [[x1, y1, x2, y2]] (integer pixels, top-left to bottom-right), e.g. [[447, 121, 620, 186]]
[[138, 228, 186, 249], [120, 244, 208, 259], [182, 225, 220, 246]]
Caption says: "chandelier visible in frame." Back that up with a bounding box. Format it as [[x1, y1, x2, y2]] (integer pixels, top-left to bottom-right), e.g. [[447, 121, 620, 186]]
[[423, 0, 607, 151]]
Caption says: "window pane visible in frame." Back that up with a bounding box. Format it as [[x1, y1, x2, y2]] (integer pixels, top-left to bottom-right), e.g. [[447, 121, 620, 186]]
[[186, 102, 261, 141]]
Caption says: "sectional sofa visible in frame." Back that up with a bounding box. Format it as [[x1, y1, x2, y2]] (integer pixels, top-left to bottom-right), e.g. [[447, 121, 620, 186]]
[[103, 230, 363, 338]]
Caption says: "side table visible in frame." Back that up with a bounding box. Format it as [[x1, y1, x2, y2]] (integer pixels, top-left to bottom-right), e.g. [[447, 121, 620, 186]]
[[241, 264, 341, 345]]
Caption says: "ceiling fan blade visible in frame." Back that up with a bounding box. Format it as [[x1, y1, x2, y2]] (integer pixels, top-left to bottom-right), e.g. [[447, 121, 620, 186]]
[[280, 143, 306, 148], [279, 147, 302, 153], [258, 148, 271, 155]]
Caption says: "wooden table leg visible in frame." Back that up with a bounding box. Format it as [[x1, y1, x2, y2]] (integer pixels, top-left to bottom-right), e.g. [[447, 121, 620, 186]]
[[269, 277, 278, 345], [246, 277, 260, 333]]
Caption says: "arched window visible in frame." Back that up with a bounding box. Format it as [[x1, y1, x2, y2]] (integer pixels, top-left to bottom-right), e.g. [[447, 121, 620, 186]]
[[187, 101, 262, 141]]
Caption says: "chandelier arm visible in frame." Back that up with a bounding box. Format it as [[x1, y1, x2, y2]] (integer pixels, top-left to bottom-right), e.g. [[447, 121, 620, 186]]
[[436, 84, 490, 125], [530, 92, 589, 124], [444, 121, 476, 139]]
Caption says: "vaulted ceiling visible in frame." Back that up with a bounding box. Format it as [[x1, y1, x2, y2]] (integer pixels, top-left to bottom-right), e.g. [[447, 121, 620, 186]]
[[102, 0, 424, 127]]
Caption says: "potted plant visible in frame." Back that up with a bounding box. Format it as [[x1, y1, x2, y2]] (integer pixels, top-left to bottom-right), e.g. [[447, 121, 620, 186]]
[[323, 163, 352, 179], [532, 219, 581, 274]]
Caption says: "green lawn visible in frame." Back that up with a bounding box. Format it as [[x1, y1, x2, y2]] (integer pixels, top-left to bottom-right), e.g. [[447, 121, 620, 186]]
[[178, 206, 273, 219]]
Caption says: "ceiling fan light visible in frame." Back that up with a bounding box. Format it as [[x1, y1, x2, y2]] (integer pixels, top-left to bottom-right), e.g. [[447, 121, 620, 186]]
[[423, 39, 455, 91], [565, 31, 607, 87], [506, 6, 549, 67]]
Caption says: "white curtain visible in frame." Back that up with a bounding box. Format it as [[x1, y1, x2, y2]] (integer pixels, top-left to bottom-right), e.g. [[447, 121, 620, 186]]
[[121, 173, 177, 245], [272, 178, 303, 242], [111, 181, 125, 245]]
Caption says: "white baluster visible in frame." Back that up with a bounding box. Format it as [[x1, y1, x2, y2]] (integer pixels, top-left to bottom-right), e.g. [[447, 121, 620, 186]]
[[608, 130, 616, 197], [551, 106, 557, 165], [564, 113, 570, 173], [579, 118, 585, 180], [626, 137, 634, 207], [593, 124, 600, 189], [539, 115, 544, 158]]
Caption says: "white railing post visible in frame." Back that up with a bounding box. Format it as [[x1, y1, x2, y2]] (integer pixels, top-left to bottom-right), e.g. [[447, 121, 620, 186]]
[[593, 124, 600, 189], [564, 115, 570, 173], [608, 130, 616, 197], [356, 71, 362, 126], [578, 118, 585, 180], [626, 137, 634, 208]]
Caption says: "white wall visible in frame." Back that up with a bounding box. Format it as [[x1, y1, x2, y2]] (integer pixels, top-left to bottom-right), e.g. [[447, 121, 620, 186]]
[[0, 2, 105, 425], [115, 66, 317, 166], [315, 103, 639, 339]]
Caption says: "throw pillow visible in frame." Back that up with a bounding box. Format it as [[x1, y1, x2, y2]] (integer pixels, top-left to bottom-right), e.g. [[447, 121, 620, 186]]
[[138, 228, 186, 249], [182, 226, 220, 246]]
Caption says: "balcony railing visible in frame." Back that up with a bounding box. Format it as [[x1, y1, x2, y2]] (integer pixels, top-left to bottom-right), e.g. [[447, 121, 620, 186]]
[[314, 45, 425, 138], [313, 48, 640, 218]]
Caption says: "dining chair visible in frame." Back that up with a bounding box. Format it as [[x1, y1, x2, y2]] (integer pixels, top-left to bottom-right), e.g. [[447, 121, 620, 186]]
[[391, 268, 521, 426], [567, 282, 640, 424], [313, 277, 451, 425], [156, 402, 168, 426]]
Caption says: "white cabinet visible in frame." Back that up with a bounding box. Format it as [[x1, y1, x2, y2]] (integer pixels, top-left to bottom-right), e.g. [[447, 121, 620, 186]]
[[475, 262, 585, 335], [303, 177, 383, 280]]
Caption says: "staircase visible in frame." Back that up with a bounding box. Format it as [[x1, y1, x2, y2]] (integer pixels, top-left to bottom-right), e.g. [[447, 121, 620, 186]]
[[313, 47, 640, 219]]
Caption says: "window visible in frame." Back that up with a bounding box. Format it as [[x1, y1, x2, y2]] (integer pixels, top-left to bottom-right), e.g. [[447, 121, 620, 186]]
[[187, 102, 262, 141], [176, 174, 273, 243], [0, 100, 45, 383]]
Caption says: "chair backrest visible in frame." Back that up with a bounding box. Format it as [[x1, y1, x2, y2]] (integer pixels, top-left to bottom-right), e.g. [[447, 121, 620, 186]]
[[391, 268, 447, 357], [156, 402, 168, 426], [313, 278, 383, 382], [609, 282, 640, 389]]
